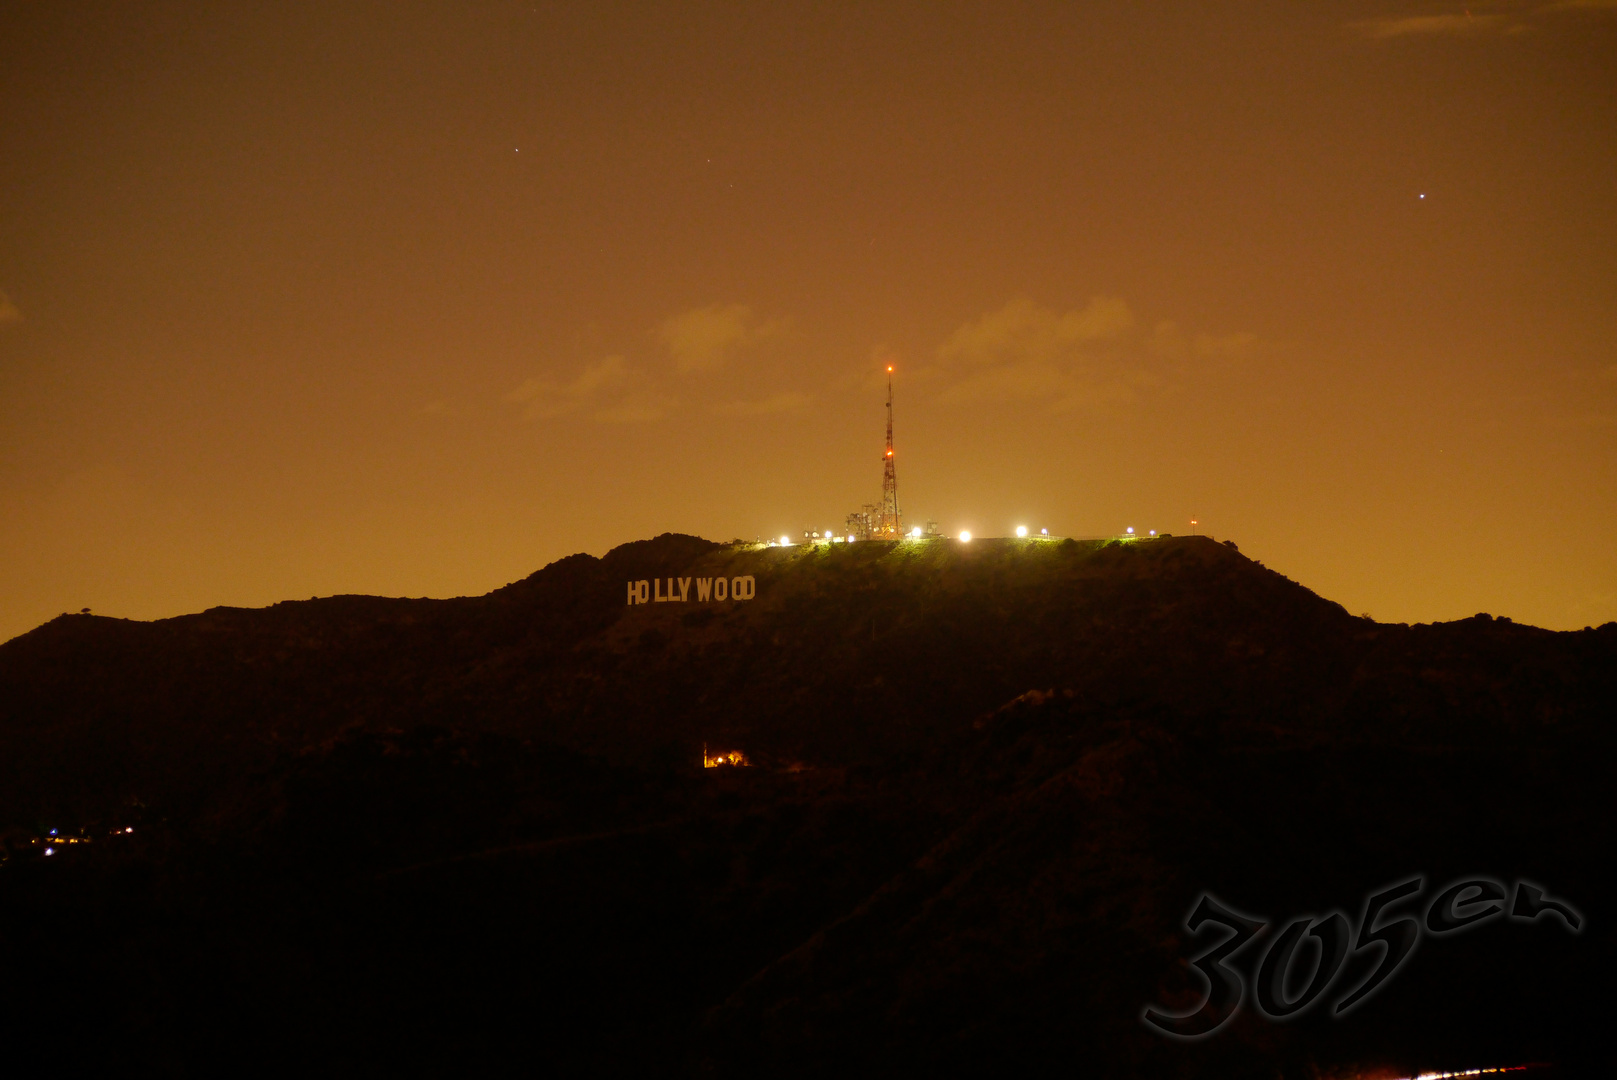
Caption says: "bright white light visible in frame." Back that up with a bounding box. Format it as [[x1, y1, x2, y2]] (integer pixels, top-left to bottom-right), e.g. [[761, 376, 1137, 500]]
[[958, 530, 972, 542], [847, 535, 855, 542], [1041, 528, 1048, 535], [1126, 527, 1134, 535], [1149, 529, 1156, 536], [780, 535, 790, 546], [44, 848, 54, 856], [126, 828, 133, 833], [910, 526, 922, 537], [1015, 525, 1028, 537]]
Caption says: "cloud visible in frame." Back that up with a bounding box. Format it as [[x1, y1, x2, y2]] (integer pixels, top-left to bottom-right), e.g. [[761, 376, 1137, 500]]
[[934, 359, 1157, 413], [1147, 321, 1259, 366], [932, 297, 1256, 413], [710, 391, 811, 416], [938, 296, 1134, 369], [934, 297, 1150, 412], [1351, 13, 1512, 38], [658, 304, 782, 372], [505, 355, 673, 423], [1350, 2, 1617, 39], [0, 290, 20, 325]]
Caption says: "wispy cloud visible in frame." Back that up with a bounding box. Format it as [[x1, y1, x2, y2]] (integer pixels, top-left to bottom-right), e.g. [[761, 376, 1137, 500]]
[[1147, 321, 1260, 368], [1351, 12, 1512, 38], [1351, 1, 1617, 39], [658, 303, 782, 373], [938, 296, 1134, 369], [710, 391, 811, 416], [505, 355, 673, 423], [0, 289, 21, 325], [931, 297, 1257, 414], [934, 297, 1143, 413]]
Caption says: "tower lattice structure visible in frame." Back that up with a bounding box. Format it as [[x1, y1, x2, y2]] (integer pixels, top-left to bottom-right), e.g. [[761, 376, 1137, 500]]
[[878, 366, 901, 538]]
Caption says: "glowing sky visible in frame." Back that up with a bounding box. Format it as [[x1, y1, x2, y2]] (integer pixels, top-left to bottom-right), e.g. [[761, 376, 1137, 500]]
[[2, 2, 1614, 640]]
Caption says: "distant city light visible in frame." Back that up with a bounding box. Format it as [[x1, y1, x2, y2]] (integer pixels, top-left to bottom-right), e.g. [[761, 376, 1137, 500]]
[[910, 526, 922, 537], [780, 535, 790, 546], [1015, 525, 1028, 537], [958, 530, 972, 542], [847, 535, 855, 542], [1149, 529, 1156, 536], [44, 848, 54, 856], [1126, 527, 1134, 535], [1041, 528, 1048, 535]]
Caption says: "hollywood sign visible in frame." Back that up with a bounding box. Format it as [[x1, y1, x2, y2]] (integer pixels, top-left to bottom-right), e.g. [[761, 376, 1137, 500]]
[[626, 575, 757, 605]]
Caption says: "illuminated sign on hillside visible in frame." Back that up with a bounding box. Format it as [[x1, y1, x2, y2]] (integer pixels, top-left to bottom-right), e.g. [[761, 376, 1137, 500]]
[[626, 575, 756, 605]]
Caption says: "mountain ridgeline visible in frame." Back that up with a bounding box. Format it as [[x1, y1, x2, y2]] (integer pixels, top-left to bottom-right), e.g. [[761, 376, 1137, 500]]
[[1, 533, 1612, 1076]]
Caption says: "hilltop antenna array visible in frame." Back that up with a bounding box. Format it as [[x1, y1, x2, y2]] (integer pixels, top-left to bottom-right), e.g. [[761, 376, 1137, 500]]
[[845, 366, 904, 540], [879, 366, 901, 538]]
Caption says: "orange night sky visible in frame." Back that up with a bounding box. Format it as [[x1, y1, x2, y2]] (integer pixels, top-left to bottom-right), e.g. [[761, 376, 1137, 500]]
[[2, 2, 1614, 642]]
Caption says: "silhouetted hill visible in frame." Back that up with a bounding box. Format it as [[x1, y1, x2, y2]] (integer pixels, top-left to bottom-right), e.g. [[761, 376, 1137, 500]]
[[0, 534, 1611, 1076]]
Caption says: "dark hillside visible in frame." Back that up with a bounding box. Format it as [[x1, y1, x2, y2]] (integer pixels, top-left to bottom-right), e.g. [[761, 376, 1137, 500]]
[[0, 534, 1423, 822], [0, 533, 1611, 1076]]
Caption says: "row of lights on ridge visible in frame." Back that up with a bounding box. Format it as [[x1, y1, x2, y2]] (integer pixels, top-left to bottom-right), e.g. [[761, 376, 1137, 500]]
[[32, 826, 135, 858], [771, 525, 1170, 546]]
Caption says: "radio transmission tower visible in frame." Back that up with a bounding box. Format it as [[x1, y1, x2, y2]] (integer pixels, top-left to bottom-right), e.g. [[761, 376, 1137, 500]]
[[879, 365, 901, 537]]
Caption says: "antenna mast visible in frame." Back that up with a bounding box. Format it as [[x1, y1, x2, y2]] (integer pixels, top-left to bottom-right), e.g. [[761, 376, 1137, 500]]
[[879, 366, 901, 537]]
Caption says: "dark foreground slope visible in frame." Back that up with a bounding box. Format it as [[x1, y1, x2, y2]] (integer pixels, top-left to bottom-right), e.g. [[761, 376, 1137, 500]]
[[0, 534, 1612, 1077]]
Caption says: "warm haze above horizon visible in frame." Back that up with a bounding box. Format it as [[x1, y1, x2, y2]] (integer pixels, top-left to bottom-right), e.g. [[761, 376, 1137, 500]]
[[3, 2, 1614, 643]]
